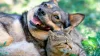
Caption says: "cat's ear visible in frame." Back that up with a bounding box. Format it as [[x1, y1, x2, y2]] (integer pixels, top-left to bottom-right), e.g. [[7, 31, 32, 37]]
[[49, 30, 54, 34]]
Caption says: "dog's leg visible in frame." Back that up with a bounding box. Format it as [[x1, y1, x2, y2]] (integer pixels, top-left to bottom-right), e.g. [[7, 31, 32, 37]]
[[0, 23, 13, 46]]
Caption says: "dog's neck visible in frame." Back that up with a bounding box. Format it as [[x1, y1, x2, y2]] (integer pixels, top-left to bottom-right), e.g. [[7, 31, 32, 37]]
[[20, 11, 47, 47]]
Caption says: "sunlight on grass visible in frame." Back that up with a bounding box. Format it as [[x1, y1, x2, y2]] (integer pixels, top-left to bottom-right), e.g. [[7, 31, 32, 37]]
[[78, 25, 96, 38], [96, 21, 100, 25], [96, 2, 100, 12]]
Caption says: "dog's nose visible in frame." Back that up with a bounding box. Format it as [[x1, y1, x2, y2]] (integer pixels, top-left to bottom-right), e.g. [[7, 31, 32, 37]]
[[38, 8, 46, 16]]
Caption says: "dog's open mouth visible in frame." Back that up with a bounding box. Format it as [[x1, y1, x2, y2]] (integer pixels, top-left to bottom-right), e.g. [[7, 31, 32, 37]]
[[30, 15, 51, 31]]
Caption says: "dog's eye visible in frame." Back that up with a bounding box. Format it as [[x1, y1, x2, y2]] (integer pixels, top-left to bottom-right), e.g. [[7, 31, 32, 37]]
[[54, 15, 59, 19], [41, 2, 47, 7], [44, 3, 48, 7]]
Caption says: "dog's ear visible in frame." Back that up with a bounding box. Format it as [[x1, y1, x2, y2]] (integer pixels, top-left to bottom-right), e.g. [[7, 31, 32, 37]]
[[50, 0, 60, 5], [68, 13, 85, 27], [21, 11, 28, 26]]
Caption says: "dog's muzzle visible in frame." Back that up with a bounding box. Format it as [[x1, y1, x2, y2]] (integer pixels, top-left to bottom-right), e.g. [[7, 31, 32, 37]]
[[30, 8, 52, 31]]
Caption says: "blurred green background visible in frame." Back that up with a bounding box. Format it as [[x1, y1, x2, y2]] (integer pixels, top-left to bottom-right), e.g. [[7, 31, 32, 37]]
[[0, 0, 100, 38]]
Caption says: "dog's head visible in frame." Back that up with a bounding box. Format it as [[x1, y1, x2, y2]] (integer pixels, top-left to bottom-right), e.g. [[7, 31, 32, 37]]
[[27, 0, 84, 31]]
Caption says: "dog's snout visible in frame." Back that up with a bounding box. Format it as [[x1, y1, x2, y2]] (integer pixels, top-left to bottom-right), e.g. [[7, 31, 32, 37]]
[[38, 8, 46, 16]]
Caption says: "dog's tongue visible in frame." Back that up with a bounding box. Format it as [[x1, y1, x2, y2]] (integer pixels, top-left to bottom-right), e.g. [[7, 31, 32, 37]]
[[32, 17, 51, 30], [32, 17, 41, 25]]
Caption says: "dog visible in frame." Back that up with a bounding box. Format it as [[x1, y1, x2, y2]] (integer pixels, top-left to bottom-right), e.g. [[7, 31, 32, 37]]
[[0, 0, 85, 56]]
